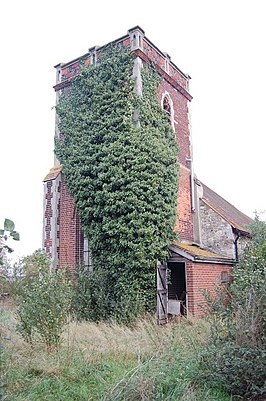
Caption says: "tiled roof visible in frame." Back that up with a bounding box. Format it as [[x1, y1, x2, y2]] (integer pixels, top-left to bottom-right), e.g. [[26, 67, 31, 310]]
[[199, 181, 253, 235], [170, 242, 235, 264], [43, 164, 63, 182]]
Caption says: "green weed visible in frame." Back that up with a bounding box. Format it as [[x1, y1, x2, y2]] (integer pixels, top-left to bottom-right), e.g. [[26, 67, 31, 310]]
[[1, 306, 232, 401]]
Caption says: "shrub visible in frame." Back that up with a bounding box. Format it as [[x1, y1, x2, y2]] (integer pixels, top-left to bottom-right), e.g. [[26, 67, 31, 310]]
[[201, 344, 266, 399], [71, 266, 114, 322], [201, 218, 266, 399], [1, 249, 51, 299], [16, 268, 73, 350], [71, 265, 148, 324]]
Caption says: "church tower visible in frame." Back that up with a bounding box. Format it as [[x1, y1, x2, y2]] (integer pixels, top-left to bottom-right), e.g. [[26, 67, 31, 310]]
[[43, 26, 194, 271], [44, 27, 246, 318]]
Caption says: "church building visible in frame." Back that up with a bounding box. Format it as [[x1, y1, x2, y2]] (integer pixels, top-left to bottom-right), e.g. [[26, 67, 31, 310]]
[[43, 27, 252, 320]]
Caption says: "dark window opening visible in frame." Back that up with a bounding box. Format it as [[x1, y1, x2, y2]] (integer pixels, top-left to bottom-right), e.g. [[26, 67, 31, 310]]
[[167, 262, 187, 315]]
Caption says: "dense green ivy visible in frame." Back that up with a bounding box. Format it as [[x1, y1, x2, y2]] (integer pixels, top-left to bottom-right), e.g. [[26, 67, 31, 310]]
[[55, 48, 179, 322]]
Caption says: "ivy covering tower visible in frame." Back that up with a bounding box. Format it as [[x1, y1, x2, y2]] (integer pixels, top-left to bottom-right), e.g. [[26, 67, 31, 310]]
[[55, 48, 179, 321]]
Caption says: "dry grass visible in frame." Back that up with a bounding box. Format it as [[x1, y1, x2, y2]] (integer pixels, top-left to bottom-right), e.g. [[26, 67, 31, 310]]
[[63, 317, 168, 359], [1, 299, 208, 359], [1, 300, 229, 401]]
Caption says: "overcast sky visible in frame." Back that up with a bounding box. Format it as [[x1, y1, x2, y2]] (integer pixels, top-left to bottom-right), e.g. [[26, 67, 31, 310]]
[[1, 0, 265, 259]]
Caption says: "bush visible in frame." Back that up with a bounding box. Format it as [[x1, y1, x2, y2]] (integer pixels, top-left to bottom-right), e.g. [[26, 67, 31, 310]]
[[201, 218, 266, 400], [16, 268, 73, 350], [71, 266, 114, 322], [1, 249, 51, 299], [71, 266, 148, 324], [201, 344, 266, 399]]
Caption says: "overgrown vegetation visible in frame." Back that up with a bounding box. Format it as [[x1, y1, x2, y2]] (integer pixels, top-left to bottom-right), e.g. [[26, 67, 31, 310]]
[[201, 217, 266, 400], [1, 249, 51, 298], [1, 307, 231, 401], [1, 249, 73, 351], [55, 47, 179, 323], [0, 218, 20, 400], [1, 217, 265, 399], [16, 264, 73, 351]]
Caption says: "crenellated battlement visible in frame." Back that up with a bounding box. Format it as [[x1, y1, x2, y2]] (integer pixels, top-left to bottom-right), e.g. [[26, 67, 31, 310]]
[[53, 26, 192, 100]]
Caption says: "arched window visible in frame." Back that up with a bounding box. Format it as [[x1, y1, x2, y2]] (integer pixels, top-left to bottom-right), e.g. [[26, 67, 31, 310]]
[[163, 96, 171, 116], [161, 93, 175, 131]]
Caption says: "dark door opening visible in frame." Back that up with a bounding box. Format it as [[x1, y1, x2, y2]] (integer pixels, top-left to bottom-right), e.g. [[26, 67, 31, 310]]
[[167, 262, 187, 315]]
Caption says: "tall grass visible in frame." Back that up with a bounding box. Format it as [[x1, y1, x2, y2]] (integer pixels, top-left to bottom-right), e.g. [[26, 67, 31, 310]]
[[1, 302, 231, 401]]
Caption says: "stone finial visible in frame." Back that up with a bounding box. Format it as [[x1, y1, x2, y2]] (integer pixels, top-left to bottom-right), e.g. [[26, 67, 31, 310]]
[[88, 46, 100, 65], [54, 63, 64, 84], [128, 26, 145, 50]]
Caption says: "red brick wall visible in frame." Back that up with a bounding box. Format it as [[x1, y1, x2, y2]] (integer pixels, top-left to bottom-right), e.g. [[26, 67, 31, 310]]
[[142, 38, 188, 91], [186, 261, 232, 316], [158, 81, 191, 167], [158, 80, 193, 241], [58, 176, 83, 270]]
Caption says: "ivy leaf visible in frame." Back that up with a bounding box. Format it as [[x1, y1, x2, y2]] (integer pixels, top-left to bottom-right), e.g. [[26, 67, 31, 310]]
[[4, 218, 15, 232], [0, 229, 4, 236]]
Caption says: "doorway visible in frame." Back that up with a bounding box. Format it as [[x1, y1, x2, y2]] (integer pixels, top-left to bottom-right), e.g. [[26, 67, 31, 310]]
[[167, 262, 187, 315]]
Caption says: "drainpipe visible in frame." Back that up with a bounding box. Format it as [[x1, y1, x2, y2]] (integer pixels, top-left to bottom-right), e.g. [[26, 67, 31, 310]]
[[233, 232, 240, 262]]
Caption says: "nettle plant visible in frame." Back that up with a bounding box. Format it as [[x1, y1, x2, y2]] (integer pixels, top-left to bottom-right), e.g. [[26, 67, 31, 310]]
[[55, 47, 179, 322]]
